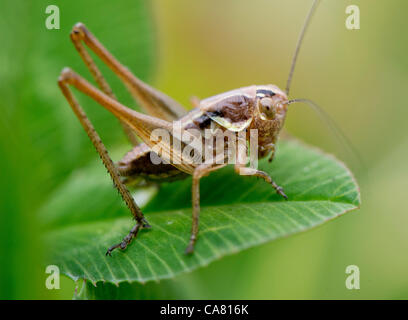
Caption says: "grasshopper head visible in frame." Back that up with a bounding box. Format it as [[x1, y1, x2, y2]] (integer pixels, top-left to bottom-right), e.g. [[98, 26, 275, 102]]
[[256, 85, 288, 123], [250, 85, 289, 159]]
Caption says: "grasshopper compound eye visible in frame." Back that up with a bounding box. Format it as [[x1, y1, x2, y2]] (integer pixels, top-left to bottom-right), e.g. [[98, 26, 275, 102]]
[[259, 98, 276, 120]]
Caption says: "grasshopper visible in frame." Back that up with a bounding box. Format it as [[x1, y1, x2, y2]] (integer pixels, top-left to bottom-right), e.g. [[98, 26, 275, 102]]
[[58, 0, 322, 255]]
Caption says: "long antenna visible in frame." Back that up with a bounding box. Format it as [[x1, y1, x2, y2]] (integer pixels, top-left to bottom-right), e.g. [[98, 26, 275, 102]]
[[285, 0, 320, 96], [286, 98, 364, 170]]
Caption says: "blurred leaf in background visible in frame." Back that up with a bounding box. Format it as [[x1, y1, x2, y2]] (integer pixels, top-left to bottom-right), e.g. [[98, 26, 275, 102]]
[[0, 0, 155, 299]]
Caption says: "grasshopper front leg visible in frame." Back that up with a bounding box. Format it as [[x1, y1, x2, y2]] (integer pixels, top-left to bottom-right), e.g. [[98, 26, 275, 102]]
[[235, 166, 288, 199], [234, 138, 287, 199]]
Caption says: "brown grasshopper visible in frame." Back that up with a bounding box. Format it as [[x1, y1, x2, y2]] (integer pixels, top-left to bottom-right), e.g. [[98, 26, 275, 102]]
[[58, 0, 322, 255]]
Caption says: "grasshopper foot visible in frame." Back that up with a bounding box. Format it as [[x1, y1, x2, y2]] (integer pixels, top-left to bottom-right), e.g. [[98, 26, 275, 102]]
[[270, 181, 288, 200], [142, 217, 152, 229], [275, 186, 288, 200], [106, 221, 148, 256], [184, 236, 197, 255]]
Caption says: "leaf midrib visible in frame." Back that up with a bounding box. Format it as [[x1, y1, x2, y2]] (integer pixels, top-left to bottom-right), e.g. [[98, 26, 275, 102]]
[[50, 200, 358, 286], [43, 199, 358, 232]]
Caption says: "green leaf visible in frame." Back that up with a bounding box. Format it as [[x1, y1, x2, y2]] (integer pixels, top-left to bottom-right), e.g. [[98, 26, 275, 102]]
[[41, 140, 360, 286]]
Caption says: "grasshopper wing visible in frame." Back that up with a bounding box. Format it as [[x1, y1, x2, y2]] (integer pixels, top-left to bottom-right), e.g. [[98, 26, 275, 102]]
[[200, 86, 256, 132]]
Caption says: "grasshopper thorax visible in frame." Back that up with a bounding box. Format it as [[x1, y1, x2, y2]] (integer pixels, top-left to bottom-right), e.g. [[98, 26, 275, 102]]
[[198, 84, 288, 160]]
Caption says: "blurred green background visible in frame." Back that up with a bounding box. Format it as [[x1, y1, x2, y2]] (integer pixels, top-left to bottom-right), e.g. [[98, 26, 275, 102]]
[[0, 0, 407, 299]]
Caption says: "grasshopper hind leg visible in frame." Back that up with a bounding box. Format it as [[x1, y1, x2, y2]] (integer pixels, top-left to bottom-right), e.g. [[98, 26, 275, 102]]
[[58, 68, 151, 257], [106, 219, 151, 256]]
